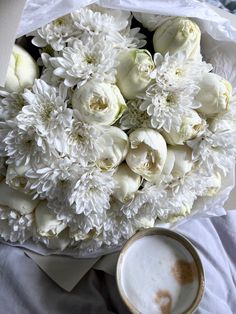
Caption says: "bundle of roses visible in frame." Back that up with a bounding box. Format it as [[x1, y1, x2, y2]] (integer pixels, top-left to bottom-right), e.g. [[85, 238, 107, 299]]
[[0, 4, 235, 253]]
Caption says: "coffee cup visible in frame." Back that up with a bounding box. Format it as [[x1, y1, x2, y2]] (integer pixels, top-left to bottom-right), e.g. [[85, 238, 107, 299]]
[[116, 228, 205, 314]]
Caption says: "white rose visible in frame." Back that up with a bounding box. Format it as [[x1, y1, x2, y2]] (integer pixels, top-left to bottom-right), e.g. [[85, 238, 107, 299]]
[[202, 172, 221, 197], [0, 180, 39, 215], [153, 17, 201, 60], [116, 49, 155, 100], [162, 110, 206, 145], [4, 45, 39, 93], [6, 164, 29, 191], [169, 145, 193, 177], [35, 201, 66, 237], [96, 127, 129, 170], [113, 163, 141, 203], [196, 73, 232, 117], [72, 81, 126, 125], [126, 128, 167, 182]]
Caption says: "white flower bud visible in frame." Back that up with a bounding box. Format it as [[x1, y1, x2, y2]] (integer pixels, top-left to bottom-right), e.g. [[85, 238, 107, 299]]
[[113, 163, 141, 203], [35, 201, 66, 237], [6, 164, 29, 191], [153, 17, 201, 60], [72, 81, 126, 125], [96, 127, 129, 170], [202, 172, 222, 197], [116, 49, 155, 100], [208, 96, 236, 133], [4, 45, 39, 92], [196, 73, 232, 117], [169, 145, 193, 177], [0, 180, 39, 215], [126, 128, 167, 182], [162, 110, 206, 145]]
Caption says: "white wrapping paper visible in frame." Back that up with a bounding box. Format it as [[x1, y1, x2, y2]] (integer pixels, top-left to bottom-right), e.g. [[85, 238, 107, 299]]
[[0, 0, 235, 259]]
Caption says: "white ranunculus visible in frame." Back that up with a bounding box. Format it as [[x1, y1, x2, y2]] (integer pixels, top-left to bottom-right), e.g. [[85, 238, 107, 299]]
[[96, 127, 129, 170], [196, 73, 232, 117], [6, 164, 29, 191], [35, 201, 66, 237], [72, 81, 126, 125], [113, 163, 141, 203], [126, 128, 167, 182], [116, 49, 155, 100], [0, 180, 39, 215], [153, 17, 201, 60], [202, 172, 222, 197], [4, 45, 39, 93], [162, 110, 206, 145], [169, 145, 193, 177]]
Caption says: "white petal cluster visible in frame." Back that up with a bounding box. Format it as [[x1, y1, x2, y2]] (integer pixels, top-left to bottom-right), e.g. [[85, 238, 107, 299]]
[[0, 6, 235, 255]]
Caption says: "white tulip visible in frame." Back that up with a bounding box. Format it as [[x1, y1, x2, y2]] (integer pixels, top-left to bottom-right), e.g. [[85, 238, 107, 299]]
[[116, 49, 155, 100], [96, 127, 129, 170], [162, 110, 206, 145], [169, 145, 193, 177], [153, 17, 201, 60], [4, 44, 39, 93], [126, 128, 167, 182], [35, 201, 66, 237], [0, 180, 39, 215], [113, 163, 141, 203], [202, 172, 221, 197], [6, 164, 29, 191], [72, 81, 126, 125], [196, 73, 232, 117]]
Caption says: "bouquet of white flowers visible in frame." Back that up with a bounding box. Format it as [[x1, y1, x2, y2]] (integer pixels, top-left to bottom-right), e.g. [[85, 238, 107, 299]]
[[0, 2, 236, 256]]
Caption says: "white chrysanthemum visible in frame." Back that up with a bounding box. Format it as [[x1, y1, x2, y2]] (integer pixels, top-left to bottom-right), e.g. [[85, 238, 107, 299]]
[[0, 206, 34, 243], [71, 8, 128, 35], [119, 99, 151, 131], [108, 27, 146, 50], [17, 80, 72, 153], [31, 14, 82, 51], [68, 119, 111, 166], [140, 84, 198, 132], [188, 129, 236, 175], [50, 36, 118, 87], [157, 189, 195, 222], [151, 52, 212, 91], [4, 127, 48, 166], [25, 156, 75, 199], [40, 53, 63, 87], [122, 184, 166, 219], [0, 91, 25, 121], [69, 167, 114, 216]]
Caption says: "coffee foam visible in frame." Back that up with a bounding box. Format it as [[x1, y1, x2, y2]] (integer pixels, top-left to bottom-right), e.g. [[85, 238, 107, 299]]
[[119, 235, 199, 314]]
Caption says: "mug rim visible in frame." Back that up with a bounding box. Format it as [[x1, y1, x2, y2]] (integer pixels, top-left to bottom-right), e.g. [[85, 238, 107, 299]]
[[116, 227, 205, 314]]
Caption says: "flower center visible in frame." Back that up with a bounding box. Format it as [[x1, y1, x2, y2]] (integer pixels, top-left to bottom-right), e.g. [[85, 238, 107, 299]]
[[85, 54, 97, 64], [40, 103, 54, 122], [89, 97, 108, 111]]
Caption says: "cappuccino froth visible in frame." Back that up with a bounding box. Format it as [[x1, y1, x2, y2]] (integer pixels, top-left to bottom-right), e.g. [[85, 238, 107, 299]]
[[119, 235, 199, 314]]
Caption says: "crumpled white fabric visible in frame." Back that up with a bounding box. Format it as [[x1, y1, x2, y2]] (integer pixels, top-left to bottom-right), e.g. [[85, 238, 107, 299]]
[[0, 211, 235, 313]]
